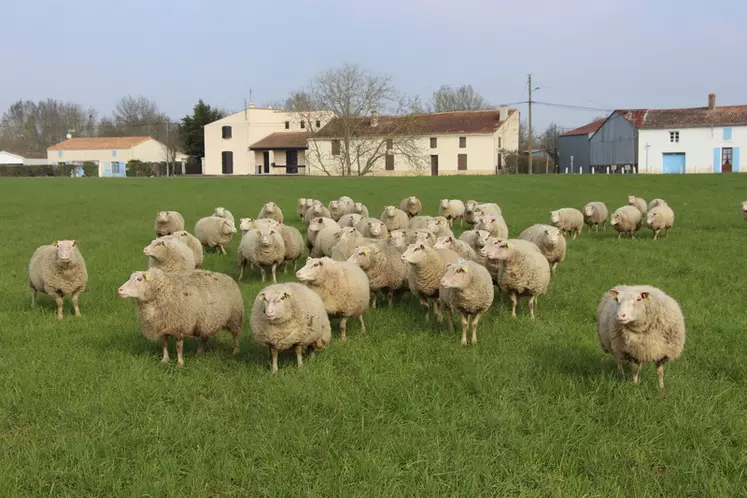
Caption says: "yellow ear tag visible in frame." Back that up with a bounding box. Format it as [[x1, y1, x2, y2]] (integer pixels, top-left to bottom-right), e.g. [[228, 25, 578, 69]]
[[363, 249, 369, 255], [259, 294, 265, 301], [285, 293, 291, 300], [505, 243, 510, 248], [646, 296, 651, 301], [144, 273, 152, 281], [463, 266, 468, 272], [52, 241, 58, 246]]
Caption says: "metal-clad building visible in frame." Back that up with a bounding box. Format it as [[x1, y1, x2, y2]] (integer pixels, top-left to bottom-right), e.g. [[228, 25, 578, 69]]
[[589, 111, 642, 173], [558, 118, 606, 173]]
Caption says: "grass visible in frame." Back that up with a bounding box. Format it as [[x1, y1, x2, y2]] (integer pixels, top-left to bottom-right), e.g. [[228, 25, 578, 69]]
[[1, 174, 746, 497]]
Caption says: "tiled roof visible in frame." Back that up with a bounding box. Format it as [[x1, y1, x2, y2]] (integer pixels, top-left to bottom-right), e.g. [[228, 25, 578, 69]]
[[560, 118, 606, 137], [48, 136, 152, 150], [3, 150, 46, 158], [617, 106, 747, 129], [249, 132, 309, 149], [314, 109, 517, 138]]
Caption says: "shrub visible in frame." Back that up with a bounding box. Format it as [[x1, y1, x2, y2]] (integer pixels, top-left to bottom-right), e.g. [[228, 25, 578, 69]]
[[0, 164, 77, 177]]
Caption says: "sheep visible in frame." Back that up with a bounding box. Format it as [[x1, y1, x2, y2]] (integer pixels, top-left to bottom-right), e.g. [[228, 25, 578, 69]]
[[464, 200, 481, 225], [154, 210, 185, 237], [628, 195, 648, 215], [195, 216, 237, 255], [338, 195, 355, 210], [439, 199, 466, 226], [646, 205, 675, 240], [427, 216, 455, 238], [439, 259, 495, 345], [380, 205, 410, 231], [250, 282, 332, 373], [610, 205, 643, 239], [401, 243, 460, 323], [145, 237, 196, 273], [338, 213, 363, 228], [117, 267, 243, 368], [518, 224, 566, 274], [596, 285, 686, 390], [583, 201, 609, 233], [303, 200, 331, 224], [480, 238, 550, 319], [327, 200, 349, 221], [238, 225, 285, 283], [352, 202, 370, 218], [28, 239, 88, 320], [550, 208, 584, 240], [309, 217, 342, 257], [434, 235, 478, 262], [414, 230, 437, 246], [472, 203, 502, 221], [167, 230, 204, 268], [399, 196, 422, 218], [409, 215, 435, 230], [742, 201, 747, 221], [297, 198, 309, 219], [239, 217, 279, 236], [348, 243, 409, 308], [475, 215, 509, 239], [258, 201, 284, 224], [388, 229, 413, 248], [279, 224, 305, 272], [355, 217, 388, 239], [296, 257, 370, 341], [330, 227, 366, 261], [306, 217, 339, 251], [459, 229, 491, 254], [648, 198, 668, 211], [212, 206, 235, 226]]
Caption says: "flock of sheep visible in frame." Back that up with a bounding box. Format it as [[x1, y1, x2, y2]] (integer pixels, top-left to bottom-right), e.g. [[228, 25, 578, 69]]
[[32, 191, 728, 390]]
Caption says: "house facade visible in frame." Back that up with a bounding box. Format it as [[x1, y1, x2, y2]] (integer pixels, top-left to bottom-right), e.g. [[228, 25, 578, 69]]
[[47, 136, 186, 177], [590, 93, 745, 174], [558, 118, 605, 174], [0, 150, 48, 166], [304, 107, 519, 176]]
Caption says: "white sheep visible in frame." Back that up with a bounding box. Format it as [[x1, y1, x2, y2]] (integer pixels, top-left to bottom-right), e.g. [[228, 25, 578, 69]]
[[212, 206, 235, 226], [279, 224, 305, 272], [327, 200, 349, 221], [239, 217, 279, 236], [648, 198, 668, 211], [238, 225, 285, 283], [348, 243, 409, 308], [338, 213, 364, 228], [306, 216, 339, 251], [352, 202, 370, 218], [399, 196, 422, 218], [380, 205, 410, 231], [439, 259, 495, 345], [296, 257, 370, 341], [409, 215, 435, 230], [168, 230, 204, 268], [303, 201, 331, 224], [459, 229, 491, 254], [427, 216, 455, 238], [433, 235, 478, 262], [355, 217, 388, 239], [472, 202, 502, 221], [145, 237, 196, 273], [627, 195, 648, 215], [439, 199, 466, 227], [475, 215, 509, 239], [258, 201, 284, 224], [646, 205, 675, 240], [518, 224, 566, 274], [742, 201, 747, 221], [154, 210, 185, 237], [330, 227, 366, 261], [309, 217, 342, 257], [388, 229, 413, 248], [550, 208, 583, 240], [250, 282, 332, 373], [596, 285, 686, 390], [401, 242, 460, 323], [414, 230, 437, 246], [583, 201, 609, 233], [610, 205, 643, 239], [28, 240, 88, 320], [195, 216, 237, 255], [297, 198, 309, 219]]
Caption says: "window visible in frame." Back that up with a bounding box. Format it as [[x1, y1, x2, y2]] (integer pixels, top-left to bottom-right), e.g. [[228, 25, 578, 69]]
[[315, 120, 321, 128], [285, 121, 290, 130], [58, 151, 62, 158], [669, 131, 679, 143], [723, 127, 732, 141], [331, 139, 341, 156], [458, 153, 467, 170], [222, 126, 232, 139], [386, 139, 393, 150], [221, 151, 234, 174], [498, 137, 502, 148], [430, 137, 437, 148], [459, 137, 467, 148], [722, 147, 733, 166], [385, 154, 394, 170], [300, 120, 306, 129], [111, 161, 121, 174], [112, 150, 117, 157]]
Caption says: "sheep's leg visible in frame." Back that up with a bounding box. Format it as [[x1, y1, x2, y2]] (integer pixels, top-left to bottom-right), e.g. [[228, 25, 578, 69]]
[[31, 289, 38, 307], [510, 293, 518, 318], [630, 362, 642, 384], [160, 336, 169, 364], [654, 230, 660, 240], [617, 232, 622, 240], [55, 293, 64, 320], [446, 307, 455, 334], [572, 229, 578, 240], [460, 314, 469, 346], [270, 347, 279, 373], [616, 356, 623, 374], [665, 227, 670, 237], [72, 292, 82, 317], [655, 356, 669, 390], [529, 296, 537, 319], [260, 267, 267, 282], [471, 312, 483, 345], [295, 345, 304, 369], [196, 336, 208, 355], [293, 260, 298, 271], [387, 291, 394, 308], [420, 297, 430, 322], [434, 300, 443, 323], [551, 262, 558, 275], [284, 261, 289, 274], [339, 317, 348, 342], [371, 293, 377, 308], [238, 262, 246, 281], [176, 338, 185, 368], [358, 314, 366, 332], [271, 263, 278, 283]]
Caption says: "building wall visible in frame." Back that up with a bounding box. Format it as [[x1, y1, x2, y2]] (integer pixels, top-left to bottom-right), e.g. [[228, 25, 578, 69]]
[[559, 134, 591, 173], [0, 151, 24, 165], [637, 125, 746, 174], [46, 139, 175, 176], [250, 149, 308, 175], [590, 112, 637, 167]]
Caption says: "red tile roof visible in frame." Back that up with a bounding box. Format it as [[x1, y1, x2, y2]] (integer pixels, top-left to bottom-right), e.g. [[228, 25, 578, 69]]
[[560, 118, 606, 137], [617, 105, 747, 129], [249, 132, 309, 150], [314, 109, 517, 138], [48, 136, 152, 150]]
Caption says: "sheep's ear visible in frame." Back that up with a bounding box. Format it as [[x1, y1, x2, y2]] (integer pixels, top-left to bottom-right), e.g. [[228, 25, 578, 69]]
[[363, 249, 369, 255], [72, 240, 77, 246], [52, 241, 58, 246], [144, 273, 152, 281], [640, 291, 650, 301], [258, 293, 265, 301], [505, 242, 510, 248], [283, 292, 291, 300], [462, 265, 469, 272], [419, 243, 425, 249], [608, 289, 618, 297]]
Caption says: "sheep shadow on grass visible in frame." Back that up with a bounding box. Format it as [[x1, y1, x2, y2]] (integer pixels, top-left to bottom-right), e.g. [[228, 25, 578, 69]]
[[529, 342, 612, 381]]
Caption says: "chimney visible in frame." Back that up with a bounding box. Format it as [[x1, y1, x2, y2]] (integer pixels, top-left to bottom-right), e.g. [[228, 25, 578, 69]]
[[248, 102, 255, 109], [499, 104, 508, 122], [371, 110, 378, 127], [708, 93, 716, 110]]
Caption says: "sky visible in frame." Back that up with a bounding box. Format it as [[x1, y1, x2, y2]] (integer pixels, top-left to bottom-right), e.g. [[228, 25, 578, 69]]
[[4, 0, 746, 131]]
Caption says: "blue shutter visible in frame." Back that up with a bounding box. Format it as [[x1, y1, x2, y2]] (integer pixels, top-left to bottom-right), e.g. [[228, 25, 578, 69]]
[[723, 128, 732, 141], [734, 147, 740, 172], [713, 148, 721, 173]]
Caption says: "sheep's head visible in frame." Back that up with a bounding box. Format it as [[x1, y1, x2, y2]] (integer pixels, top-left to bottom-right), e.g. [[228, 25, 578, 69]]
[[156, 211, 170, 223], [239, 218, 254, 232], [440, 199, 450, 209], [329, 200, 341, 211], [427, 218, 448, 233], [627, 195, 636, 204], [583, 204, 594, 216], [118, 270, 158, 301], [298, 198, 307, 207], [309, 218, 325, 233], [348, 245, 377, 270], [433, 236, 454, 250], [340, 227, 360, 241], [263, 202, 277, 213], [550, 211, 561, 224], [143, 239, 169, 259], [544, 227, 561, 245], [480, 238, 509, 260], [742, 201, 747, 212], [368, 220, 387, 238], [311, 204, 324, 216], [52, 240, 77, 263], [388, 230, 408, 247], [465, 200, 478, 213], [475, 230, 491, 248], [645, 210, 659, 226], [353, 202, 366, 214], [256, 288, 293, 323], [610, 212, 621, 226], [213, 207, 226, 217], [221, 219, 237, 235], [414, 230, 435, 245], [401, 243, 428, 264], [440, 260, 471, 289], [257, 227, 279, 247], [384, 205, 396, 217], [408, 196, 418, 205], [296, 257, 328, 283], [608, 288, 651, 326]]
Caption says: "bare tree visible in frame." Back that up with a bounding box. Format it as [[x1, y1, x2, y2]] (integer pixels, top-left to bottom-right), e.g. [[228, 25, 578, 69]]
[[288, 63, 427, 176], [429, 84, 491, 112], [539, 122, 560, 171], [97, 95, 168, 141]]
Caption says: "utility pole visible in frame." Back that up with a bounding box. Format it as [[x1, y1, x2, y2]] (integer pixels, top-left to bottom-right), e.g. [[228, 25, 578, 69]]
[[166, 118, 170, 177], [527, 73, 533, 175]]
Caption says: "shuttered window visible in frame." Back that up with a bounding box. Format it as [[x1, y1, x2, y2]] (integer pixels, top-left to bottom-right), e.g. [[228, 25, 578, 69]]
[[458, 154, 467, 170]]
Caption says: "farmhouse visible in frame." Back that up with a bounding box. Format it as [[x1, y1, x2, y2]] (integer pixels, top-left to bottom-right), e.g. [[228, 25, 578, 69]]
[[590, 93, 746, 174], [0, 150, 48, 166], [558, 118, 606, 174], [47, 136, 186, 177]]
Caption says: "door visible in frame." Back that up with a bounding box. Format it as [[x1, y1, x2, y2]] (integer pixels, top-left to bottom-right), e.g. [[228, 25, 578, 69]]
[[722, 147, 733, 173], [661, 153, 685, 174], [103, 162, 112, 177], [263, 152, 270, 174], [430, 155, 438, 176], [286, 150, 298, 174]]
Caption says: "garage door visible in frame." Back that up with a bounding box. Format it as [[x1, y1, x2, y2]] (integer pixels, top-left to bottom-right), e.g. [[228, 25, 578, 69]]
[[662, 153, 685, 174]]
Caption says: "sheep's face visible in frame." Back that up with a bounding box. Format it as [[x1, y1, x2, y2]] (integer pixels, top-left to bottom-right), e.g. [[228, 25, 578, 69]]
[[368, 221, 386, 238], [544, 227, 561, 245], [53, 240, 77, 263], [584, 205, 594, 216], [305, 199, 317, 209], [401, 243, 428, 264], [408, 196, 418, 206], [389, 230, 408, 247], [480, 238, 510, 260], [264, 202, 276, 213], [608, 288, 650, 326], [329, 200, 341, 211], [258, 227, 279, 248], [239, 218, 254, 232], [440, 261, 471, 289], [610, 213, 621, 226], [257, 289, 292, 323], [627, 195, 636, 204], [118, 271, 156, 301], [413, 230, 434, 245], [433, 236, 453, 250], [741, 201, 747, 212], [296, 257, 326, 283], [440, 199, 450, 210], [348, 245, 375, 270], [353, 202, 366, 214], [221, 219, 237, 235], [475, 230, 491, 248], [646, 212, 655, 226], [143, 239, 169, 259], [214, 207, 226, 217], [550, 211, 560, 224], [465, 200, 478, 214], [309, 218, 325, 233], [384, 205, 396, 217], [339, 227, 359, 241], [156, 211, 170, 223]]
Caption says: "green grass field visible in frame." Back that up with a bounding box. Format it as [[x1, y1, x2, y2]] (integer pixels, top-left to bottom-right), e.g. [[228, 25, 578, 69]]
[[1, 174, 746, 497]]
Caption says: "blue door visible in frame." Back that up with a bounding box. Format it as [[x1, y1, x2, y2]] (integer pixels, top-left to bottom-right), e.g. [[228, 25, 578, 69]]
[[662, 153, 685, 174], [103, 162, 112, 177]]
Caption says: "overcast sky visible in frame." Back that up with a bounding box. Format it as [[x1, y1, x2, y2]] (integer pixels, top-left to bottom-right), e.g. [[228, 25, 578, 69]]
[[4, 0, 745, 131]]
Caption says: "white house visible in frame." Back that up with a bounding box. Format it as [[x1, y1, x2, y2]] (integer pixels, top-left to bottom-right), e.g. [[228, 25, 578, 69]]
[[0, 150, 48, 166]]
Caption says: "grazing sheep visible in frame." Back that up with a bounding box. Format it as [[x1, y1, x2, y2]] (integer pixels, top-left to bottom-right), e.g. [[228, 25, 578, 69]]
[[348, 243, 409, 308], [296, 257, 370, 341], [459, 229, 491, 254], [550, 208, 584, 240], [330, 227, 366, 261], [380, 205, 410, 231], [427, 216, 455, 238], [401, 243, 460, 323], [596, 285, 686, 390], [306, 217, 339, 252], [238, 225, 285, 283], [439, 259, 495, 345], [145, 237, 196, 273], [338, 213, 364, 228], [297, 198, 309, 219], [628, 195, 648, 215], [308, 217, 342, 258], [518, 224, 566, 274], [154, 210, 185, 237], [409, 215, 435, 230], [352, 202, 370, 218], [212, 206, 235, 226], [327, 200, 349, 221], [583, 201, 609, 233], [611, 205, 643, 239], [355, 218, 388, 239], [279, 224, 305, 272], [475, 215, 509, 239], [117, 268, 243, 368], [195, 216, 237, 255], [434, 235, 478, 262], [439, 199, 466, 226], [250, 283, 332, 373], [648, 198, 668, 211], [480, 238, 550, 319], [28, 240, 88, 320], [168, 230, 204, 268], [742, 201, 747, 221], [258, 201, 284, 224], [399, 196, 422, 218], [646, 205, 675, 240], [303, 201, 331, 224]]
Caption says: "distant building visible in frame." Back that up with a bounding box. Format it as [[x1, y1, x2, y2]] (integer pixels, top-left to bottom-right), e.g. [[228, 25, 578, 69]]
[[558, 118, 606, 174], [0, 150, 48, 166]]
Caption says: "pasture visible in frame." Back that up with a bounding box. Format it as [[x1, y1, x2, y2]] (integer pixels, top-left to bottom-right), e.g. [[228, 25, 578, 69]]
[[0, 174, 746, 497]]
